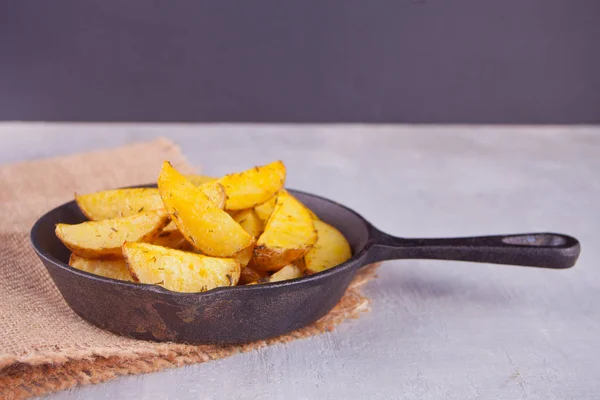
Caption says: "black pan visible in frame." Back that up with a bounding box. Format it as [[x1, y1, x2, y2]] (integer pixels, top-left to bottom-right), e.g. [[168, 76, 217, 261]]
[[30, 188, 580, 344]]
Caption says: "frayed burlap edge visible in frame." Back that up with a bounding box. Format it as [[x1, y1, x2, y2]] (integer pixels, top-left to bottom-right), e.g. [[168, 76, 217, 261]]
[[1, 264, 379, 399]]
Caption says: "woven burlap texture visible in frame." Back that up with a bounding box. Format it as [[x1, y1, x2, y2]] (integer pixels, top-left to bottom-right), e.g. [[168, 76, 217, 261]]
[[0, 138, 378, 399]]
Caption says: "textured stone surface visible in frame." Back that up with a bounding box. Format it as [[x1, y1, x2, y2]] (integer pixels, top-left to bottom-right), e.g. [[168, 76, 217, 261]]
[[1, 124, 599, 399]]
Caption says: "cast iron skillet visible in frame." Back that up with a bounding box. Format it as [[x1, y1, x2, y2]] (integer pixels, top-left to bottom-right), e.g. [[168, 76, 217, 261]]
[[31, 188, 580, 344]]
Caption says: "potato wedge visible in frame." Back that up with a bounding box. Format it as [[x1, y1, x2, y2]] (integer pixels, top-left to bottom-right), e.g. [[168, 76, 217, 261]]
[[268, 264, 304, 282], [305, 220, 352, 274], [69, 254, 134, 281], [185, 174, 217, 187], [233, 209, 263, 238], [219, 161, 286, 210], [239, 266, 268, 285], [56, 210, 169, 258], [152, 225, 193, 251], [123, 242, 240, 292], [76, 188, 164, 220], [254, 196, 277, 222], [250, 190, 317, 271], [158, 161, 254, 257]]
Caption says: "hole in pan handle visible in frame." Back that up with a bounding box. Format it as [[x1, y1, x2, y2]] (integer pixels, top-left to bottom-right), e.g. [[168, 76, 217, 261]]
[[367, 230, 581, 269]]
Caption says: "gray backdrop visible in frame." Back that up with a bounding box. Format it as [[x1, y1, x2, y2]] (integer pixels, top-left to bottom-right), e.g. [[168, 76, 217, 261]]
[[1, 0, 598, 123]]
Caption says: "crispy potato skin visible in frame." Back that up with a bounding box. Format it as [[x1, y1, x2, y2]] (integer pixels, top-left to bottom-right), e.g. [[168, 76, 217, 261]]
[[75, 188, 164, 220], [233, 209, 264, 238], [123, 242, 240, 293], [158, 161, 254, 257], [55, 210, 169, 258], [251, 246, 308, 272], [219, 161, 286, 210], [238, 266, 267, 285], [250, 191, 317, 271], [233, 244, 254, 267], [69, 254, 133, 281], [305, 220, 352, 274], [294, 257, 307, 272]]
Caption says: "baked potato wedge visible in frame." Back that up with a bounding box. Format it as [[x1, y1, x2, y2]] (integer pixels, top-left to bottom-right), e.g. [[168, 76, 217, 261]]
[[69, 254, 134, 281], [250, 190, 317, 271], [219, 161, 286, 210], [56, 210, 169, 258], [157, 161, 254, 257], [233, 209, 263, 238], [305, 220, 352, 274], [123, 242, 240, 292], [76, 188, 164, 220]]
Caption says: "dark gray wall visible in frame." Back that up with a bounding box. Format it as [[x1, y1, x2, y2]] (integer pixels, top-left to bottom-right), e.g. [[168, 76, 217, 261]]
[[0, 1, 598, 123]]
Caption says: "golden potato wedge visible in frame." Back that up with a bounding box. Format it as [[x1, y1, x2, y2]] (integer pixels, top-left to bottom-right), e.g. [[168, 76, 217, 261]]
[[56, 210, 169, 258], [76, 188, 164, 220], [185, 174, 217, 187], [268, 264, 304, 282], [152, 226, 192, 251], [239, 266, 268, 285], [233, 209, 263, 238], [250, 190, 317, 271], [254, 196, 277, 222], [158, 161, 254, 257], [69, 254, 134, 281], [219, 161, 286, 210], [123, 242, 240, 292], [305, 220, 352, 274]]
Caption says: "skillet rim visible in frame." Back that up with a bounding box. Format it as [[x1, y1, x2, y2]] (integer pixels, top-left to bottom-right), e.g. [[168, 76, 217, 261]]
[[30, 187, 375, 298]]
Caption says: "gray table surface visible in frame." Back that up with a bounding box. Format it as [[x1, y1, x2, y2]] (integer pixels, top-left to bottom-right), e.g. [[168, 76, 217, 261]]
[[1, 124, 599, 400]]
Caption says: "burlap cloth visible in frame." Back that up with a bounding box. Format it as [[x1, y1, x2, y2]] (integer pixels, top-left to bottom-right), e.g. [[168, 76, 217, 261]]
[[0, 138, 379, 399]]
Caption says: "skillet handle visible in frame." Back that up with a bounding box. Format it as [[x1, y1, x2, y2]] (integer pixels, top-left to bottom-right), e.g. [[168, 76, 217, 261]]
[[367, 230, 580, 269]]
